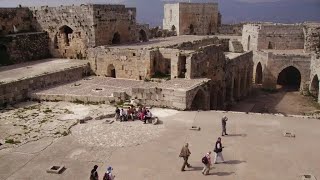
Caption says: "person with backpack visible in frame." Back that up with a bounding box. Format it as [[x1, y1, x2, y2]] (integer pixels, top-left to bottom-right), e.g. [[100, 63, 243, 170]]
[[90, 165, 99, 180], [213, 137, 225, 164], [103, 166, 115, 180], [179, 143, 192, 171], [201, 151, 212, 175]]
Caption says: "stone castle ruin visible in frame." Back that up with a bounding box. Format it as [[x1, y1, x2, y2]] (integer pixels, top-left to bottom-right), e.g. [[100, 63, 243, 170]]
[[0, 2, 320, 111]]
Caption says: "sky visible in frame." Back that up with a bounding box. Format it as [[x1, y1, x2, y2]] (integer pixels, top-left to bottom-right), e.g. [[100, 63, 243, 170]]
[[0, 0, 319, 26]]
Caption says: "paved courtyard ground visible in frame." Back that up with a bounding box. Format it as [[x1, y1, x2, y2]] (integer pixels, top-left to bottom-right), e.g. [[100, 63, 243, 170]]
[[0, 102, 319, 180]]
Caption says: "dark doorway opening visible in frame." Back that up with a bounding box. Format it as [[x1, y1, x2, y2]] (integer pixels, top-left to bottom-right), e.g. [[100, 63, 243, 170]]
[[59, 25, 73, 46], [112, 32, 121, 44], [247, 35, 251, 51], [277, 66, 301, 90], [310, 75, 319, 99], [255, 62, 263, 84], [107, 64, 116, 78], [178, 56, 186, 78], [268, 41, 273, 49], [0, 44, 11, 65], [139, 29, 148, 42], [189, 24, 194, 35], [191, 89, 206, 110]]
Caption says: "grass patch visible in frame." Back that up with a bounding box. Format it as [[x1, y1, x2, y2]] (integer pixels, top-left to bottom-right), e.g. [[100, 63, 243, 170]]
[[151, 71, 171, 80]]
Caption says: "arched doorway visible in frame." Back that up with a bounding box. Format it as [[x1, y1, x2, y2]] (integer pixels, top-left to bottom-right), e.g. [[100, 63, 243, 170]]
[[171, 25, 176, 32], [59, 25, 73, 46], [310, 75, 319, 98], [139, 29, 148, 42], [107, 64, 116, 78], [247, 35, 251, 51], [277, 66, 301, 90], [189, 24, 194, 35], [255, 62, 262, 84], [191, 89, 206, 110], [0, 44, 11, 65], [268, 41, 273, 49], [112, 32, 121, 44]]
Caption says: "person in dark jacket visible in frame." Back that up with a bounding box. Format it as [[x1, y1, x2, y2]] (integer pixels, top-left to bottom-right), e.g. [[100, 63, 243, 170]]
[[179, 143, 192, 171], [213, 137, 225, 164], [90, 165, 99, 180]]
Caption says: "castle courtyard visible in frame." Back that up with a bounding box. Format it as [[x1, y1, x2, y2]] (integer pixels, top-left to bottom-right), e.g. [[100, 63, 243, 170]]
[[0, 103, 319, 180]]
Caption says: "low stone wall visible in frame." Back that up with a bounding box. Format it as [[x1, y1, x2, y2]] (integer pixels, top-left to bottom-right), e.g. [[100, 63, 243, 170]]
[[0, 65, 89, 107], [0, 32, 50, 65], [218, 24, 243, 35]]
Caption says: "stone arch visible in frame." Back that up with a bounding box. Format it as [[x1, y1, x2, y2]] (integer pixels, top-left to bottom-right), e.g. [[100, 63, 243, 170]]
[[59, 25, 73, 46], [191, 89, 206, 110], [139, 29, 148, 42], [277, 66, 301, 90], [0, 44, 11, 65], [310, 74, 319, 99], [107, 64, 116, 78], [189, 24, 194, 35], [247, 35, 251, 51], [255, 62, 263, 84], [171, 25, 176, 32], [112, 32, 121, 44]]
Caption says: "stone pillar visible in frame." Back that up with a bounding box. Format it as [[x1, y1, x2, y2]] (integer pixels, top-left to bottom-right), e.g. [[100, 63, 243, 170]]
[[170, 53, 179, 79]]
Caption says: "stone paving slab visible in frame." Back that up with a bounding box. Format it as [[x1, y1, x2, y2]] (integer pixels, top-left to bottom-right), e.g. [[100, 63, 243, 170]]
[[0, 59, 89, 84]]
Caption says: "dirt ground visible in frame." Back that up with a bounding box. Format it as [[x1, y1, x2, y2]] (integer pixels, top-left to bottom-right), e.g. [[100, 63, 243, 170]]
[[231, 86, 319, 115]]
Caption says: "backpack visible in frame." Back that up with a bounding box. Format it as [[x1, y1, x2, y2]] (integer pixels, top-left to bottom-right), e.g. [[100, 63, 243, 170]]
[[202, 156, 208, 164], [103, 172, 111, 180]]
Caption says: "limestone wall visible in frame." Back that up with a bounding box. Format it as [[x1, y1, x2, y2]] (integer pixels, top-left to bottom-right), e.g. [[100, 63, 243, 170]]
[[304, 23, 320, 53], [88, 47, 153, 80], [0, 32, 50, 65], [218, 24, 243, 35], [163, 3, 219, 35], [242, 23, 305, 51], [225, 52, 253, 103], [252, 51, 269, 84], [92, 5, 138, 46], [0, 8, 34, 36], [163, 3, 180, 35], [0, 65, 89, 107], [30, 5, 95, 59], [310, 53, 320, 101], [262, 52, 311, 91]]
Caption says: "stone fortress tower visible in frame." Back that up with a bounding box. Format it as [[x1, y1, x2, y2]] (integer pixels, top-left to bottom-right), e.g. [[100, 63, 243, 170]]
[[163, 2, 220, 35]]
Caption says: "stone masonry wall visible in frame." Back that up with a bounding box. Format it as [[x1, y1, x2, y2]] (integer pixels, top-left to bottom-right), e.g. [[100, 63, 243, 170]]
[[88, 47, 153, 80], [163, 3, 219, 36], [30, 5, 95, 59], [92, 5, 138, 46], [0, 8, 34, 36], [0, 32, 50, 65], [262, 52, 311, 91], [218, 24, 243, 35], [0, 65, 89, 107], [304, 23, 320, 53], [242, 24, 260, 51]]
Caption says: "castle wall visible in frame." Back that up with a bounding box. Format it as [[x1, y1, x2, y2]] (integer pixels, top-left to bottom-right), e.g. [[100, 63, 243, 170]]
[[92, 5, 138, 46], [304, 23, 320, 53], [225, 52, 253, 104], [0, 8, 34, 36], [30, 5, 96, 59], [163, 3, 180, 35], [242, 23, 305, 51], [218, 24, 243, 35], [163, 3, 219, 36], [0, 32, 50, 65], [262, 52, 311, 91], [87, 47, 153, 80]]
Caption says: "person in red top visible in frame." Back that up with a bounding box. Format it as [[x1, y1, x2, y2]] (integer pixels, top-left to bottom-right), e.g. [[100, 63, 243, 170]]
[[202, 151, 212, 175]]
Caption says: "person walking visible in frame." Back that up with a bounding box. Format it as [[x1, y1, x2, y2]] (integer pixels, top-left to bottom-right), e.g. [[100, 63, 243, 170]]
[[179, 143, 192, 171], [90, 165, 99, 180], [214, 137, 225, 164], [221, 115, 228, 136], [201, 151, 212, 175], [103, 166, 115, 180]]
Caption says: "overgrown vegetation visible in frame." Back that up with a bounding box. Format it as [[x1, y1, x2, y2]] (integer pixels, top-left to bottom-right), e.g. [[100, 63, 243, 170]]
[[151, 71, 171, 80]]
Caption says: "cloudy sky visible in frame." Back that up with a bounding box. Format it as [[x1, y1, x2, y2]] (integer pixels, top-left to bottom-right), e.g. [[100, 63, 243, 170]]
[[0, 0, 319, 26]]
